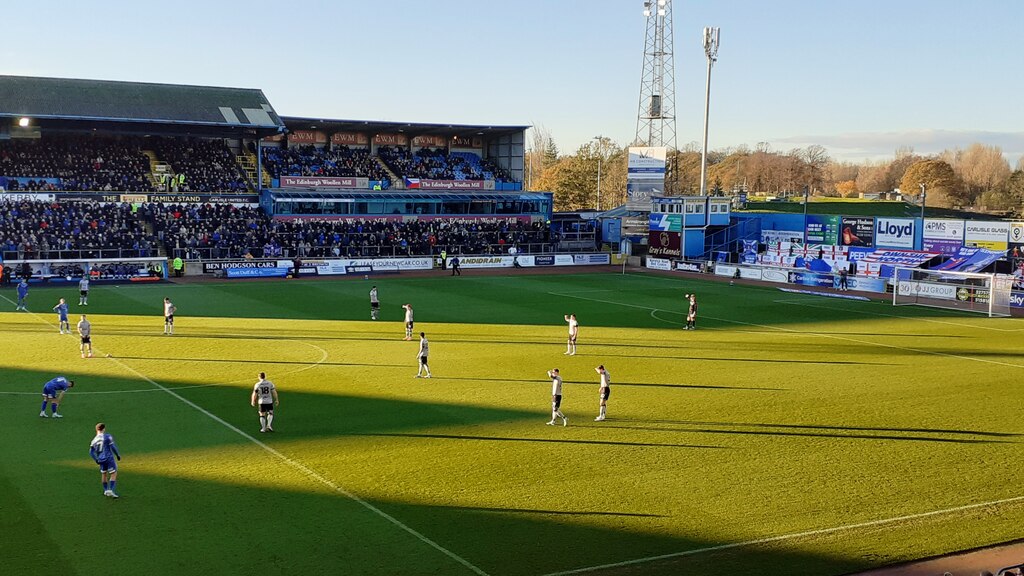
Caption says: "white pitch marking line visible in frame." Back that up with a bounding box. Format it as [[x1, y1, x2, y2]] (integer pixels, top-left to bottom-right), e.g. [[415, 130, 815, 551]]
[[0, 340, 329, 393], [540, 493, 1024, 576], [0, 295, 489, 576], [771, 297, 1024, 333], [0, 341, 330, 396], [550, 291, 1024, 370]]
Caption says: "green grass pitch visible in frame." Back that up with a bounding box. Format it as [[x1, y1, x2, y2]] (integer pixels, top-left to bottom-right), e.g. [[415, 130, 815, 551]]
[[2, 271, 1023, 576]]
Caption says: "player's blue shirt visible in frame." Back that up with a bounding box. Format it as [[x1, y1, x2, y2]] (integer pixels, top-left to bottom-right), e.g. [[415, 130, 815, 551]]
[[53, 302, 69, 318], [17, 282, 29, 298], [89, 432, 120, 463], [42, 376, 71, 395]]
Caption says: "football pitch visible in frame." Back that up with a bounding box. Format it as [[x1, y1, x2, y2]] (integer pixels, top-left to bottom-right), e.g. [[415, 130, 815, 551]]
[[3, 271, 1024, 576]]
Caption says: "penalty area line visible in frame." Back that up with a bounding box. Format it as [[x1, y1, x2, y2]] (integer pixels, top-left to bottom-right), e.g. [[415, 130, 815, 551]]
[[0, 294, 490, 576], [550, 291, 1024, 370], [540, 493, 1024, 576]]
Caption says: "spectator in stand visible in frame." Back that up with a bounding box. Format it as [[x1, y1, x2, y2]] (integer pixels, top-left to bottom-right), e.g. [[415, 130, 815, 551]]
[[151, 137, 250, 193], [0, 136, 155, 192], [0, 199, 156, 260]]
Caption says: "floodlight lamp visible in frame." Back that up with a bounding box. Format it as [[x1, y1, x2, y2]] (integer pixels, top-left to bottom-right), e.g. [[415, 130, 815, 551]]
[[643, 9, 651, 16], [658, 9, 665, 16], [657, 0, 666, 6], [18, 117, 30, 127]]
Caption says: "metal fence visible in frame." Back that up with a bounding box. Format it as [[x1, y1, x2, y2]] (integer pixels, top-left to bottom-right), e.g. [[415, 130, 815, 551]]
[[166, 241, 575, 261], [1, 248, 157, 261]]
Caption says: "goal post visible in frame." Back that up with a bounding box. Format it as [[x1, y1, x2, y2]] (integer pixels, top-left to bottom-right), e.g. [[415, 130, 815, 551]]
[[892, 267, 1014, 317]]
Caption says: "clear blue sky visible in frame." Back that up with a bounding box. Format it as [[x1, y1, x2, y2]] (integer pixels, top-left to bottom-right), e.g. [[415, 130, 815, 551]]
[[3, 0, 1022, 164]]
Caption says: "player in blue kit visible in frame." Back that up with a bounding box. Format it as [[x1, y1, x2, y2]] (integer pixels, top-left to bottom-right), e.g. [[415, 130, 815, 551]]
[[40, 376, 75, 418], [53, 298, 70, 334], [16, 279, 29, 311], [89, 423, 122, 498]]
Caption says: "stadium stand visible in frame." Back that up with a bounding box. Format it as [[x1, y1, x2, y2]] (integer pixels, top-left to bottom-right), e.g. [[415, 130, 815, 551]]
[[145, 201, 550, 259], [261, 145, 390, 186], [0, 136, 155, 192], [150, 137, 250, 193], [378, 146, 512, 182], [0, 199, 157, 260]]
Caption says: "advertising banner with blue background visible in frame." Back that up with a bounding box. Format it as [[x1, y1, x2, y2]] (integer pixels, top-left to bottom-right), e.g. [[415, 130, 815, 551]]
[[932, 246, 1006, 273], [805, 215, 840, 245]]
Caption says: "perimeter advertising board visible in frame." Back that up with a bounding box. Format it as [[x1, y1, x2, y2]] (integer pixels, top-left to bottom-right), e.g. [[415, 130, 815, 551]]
[[923, 219, 964, 254], [965, 221, 1010, 250], [805, 215, 840, 245], [874, 218, 916, 249], [648, 230, 681, 258], [840, 217, 874, 247]]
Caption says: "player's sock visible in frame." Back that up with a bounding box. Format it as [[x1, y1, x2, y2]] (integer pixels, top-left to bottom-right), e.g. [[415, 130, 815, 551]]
[[109, 480, 116, 493], [259, 416, 267, 430], [51, 403, 58, 414], [266, 414, 274, 428], [600, 406, 606, 418], [102, 481, 108, 492], [41, 400, 48, 412]]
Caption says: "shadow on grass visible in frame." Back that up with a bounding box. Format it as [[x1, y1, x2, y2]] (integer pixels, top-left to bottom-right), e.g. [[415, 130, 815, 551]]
[[569, 352, 896, 366], [108, 355, 409, 369], [348, 432, 725, 450], [436, 375, 785, 392], [0, 366, 986, 576], [628, 418, 1023, 438]]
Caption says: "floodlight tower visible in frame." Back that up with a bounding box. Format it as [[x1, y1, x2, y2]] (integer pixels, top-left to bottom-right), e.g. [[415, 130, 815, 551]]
[[698, 26, 720, 197], [635, 0, 677, 151]]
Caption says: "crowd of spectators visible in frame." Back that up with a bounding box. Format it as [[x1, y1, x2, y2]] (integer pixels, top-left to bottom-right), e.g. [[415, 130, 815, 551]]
[[143, 201, 550, 259], [0, 199, 157, 259], [0, 137, 155, 192], [151, 137, 249, 193], [1, 198, 554, 262], [377, 147, 515, 182], [261, 145, 389, 184], [144, 203, 272, 260]]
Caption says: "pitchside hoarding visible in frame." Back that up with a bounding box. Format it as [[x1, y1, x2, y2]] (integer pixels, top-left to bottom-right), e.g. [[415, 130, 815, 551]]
[[648, 230, 681, 258], [923, 219, 965, 255], [804, 215, 840, 245], [964, 221, 1010, 250], [840, 217, 874, 247], [874, 218, 916, 249], [280, 176, 369, 189]]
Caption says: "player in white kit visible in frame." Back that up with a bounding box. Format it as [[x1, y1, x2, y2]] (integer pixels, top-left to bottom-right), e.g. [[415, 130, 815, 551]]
[[415, 332, 432, 378], [563, 314, 578, 355], [402, 303, 414, 340], [78, 314, 93, 358], [370, 286, 380, 320], [250, 372, 279, 432], [595, 365, 611, 421], [546, 368, 568, 426], [163, 297, 176, 335], [79, 276, 90, 305]]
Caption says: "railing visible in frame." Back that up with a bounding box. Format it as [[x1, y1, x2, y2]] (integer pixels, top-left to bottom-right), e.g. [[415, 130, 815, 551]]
[[2, 248, 157, 261], [701, 217, 762, 261], [167, 241, 572, 261]]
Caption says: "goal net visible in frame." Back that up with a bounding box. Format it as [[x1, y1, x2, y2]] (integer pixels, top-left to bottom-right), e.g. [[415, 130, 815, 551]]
[[892, 267, 1014, 317]]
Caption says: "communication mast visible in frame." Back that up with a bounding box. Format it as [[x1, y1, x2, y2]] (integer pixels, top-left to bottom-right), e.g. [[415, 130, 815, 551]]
[[635, 0, 677, 151]]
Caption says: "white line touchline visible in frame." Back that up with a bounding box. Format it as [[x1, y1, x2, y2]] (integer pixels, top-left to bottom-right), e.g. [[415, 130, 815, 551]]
[[550, 291, 1024, 370], [0, 340, 330, 395], [0, 295, 489, 576], [540, 493, 1024, 576]]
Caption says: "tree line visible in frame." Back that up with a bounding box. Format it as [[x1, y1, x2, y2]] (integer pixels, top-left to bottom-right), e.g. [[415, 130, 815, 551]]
[[526, 128, 1024, 214]]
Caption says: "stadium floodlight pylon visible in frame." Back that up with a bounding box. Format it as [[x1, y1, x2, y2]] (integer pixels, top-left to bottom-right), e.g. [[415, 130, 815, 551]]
[[635, 0, 677, 151], [892, 267, 1014, 317]]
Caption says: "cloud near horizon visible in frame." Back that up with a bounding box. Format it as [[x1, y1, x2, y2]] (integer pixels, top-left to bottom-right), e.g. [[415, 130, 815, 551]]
[[772, 129, 1024, 164]]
